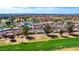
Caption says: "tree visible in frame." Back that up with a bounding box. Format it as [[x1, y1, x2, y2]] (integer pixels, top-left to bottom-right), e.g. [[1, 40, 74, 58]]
[[67, 22, 74, 34], [0, 19, 1, 23], [9, 17, 15, 23], [43, 24, 51, 35], [33, 19, 40, 23], [68, 25, 74, 34], [22, 26, 30, 35], [59, 28, 65, 36], [6, 21, 11, 26]]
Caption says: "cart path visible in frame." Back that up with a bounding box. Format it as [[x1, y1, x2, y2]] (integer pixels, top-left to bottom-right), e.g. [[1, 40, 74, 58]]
[[57, 47, 79, 51]]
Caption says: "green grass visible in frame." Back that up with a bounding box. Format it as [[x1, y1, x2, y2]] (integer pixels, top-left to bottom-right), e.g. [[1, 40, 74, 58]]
[[0, 38, 79, 51]]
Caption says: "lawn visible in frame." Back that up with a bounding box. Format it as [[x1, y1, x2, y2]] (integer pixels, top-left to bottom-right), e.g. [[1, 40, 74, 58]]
[[0, 38, 79, 51]]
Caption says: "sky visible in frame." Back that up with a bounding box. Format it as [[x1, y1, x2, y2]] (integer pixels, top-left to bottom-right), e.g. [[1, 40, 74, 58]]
[[0, 7, 79, 14], [0, 0, 79, 14]]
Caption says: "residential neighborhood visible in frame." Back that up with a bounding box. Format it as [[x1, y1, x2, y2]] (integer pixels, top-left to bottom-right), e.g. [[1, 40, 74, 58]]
[[0, 15, 79, 36], [0, 14, 79, 50]]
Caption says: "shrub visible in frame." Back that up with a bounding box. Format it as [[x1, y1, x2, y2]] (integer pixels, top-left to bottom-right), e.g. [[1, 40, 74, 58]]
[[21, 42, 28, 44], [10, 39, 16, 42], [70, 34, 79, 37], [8, 36, 15, 40], [26, 36, 35, 40], [0, 37, 1, 39]]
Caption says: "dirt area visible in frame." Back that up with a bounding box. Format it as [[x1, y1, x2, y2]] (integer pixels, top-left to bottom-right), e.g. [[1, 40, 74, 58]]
[[62, 32, 75, 38], [0, 34, 51, 45], [57, 47, 79, 51], [28, 34, 50, 40]]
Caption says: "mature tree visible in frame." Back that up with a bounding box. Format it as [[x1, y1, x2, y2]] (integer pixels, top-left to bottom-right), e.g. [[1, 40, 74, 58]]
[[22, 26, 30, 35], [5, 21, 11, 27], [9, 17, 15, 24], [33, 19, 40, 23], [0, 19, 1, 23], [43, 24, 51, 35], [59, 28, 65, 36], [67, 22, 74, 34]]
